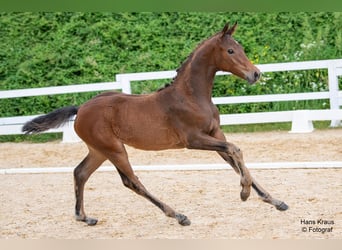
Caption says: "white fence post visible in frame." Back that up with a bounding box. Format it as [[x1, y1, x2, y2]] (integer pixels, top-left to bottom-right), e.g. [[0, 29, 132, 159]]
[[122, 78, 132, 94], [328, 61, 341, 127], [116, 74, 132, 94], [290, 110, 314, 133], [62, 119, 80, 143]]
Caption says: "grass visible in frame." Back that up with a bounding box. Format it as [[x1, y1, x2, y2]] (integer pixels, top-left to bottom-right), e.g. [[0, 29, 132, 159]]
[[221, 121, 332, 133], [221, 123, 292, 133], [0, 133, 62, 143]]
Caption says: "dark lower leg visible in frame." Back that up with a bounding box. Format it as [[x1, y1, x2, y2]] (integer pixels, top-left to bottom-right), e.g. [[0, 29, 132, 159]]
[[252, 178, 289, 211], [74, 151, 106, 225], [117, 169, 191, 226], [74, 181, 98, 225]]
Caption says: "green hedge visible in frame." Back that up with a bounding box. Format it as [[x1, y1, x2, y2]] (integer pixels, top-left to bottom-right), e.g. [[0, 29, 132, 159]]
[[1, 12, 342, 117]]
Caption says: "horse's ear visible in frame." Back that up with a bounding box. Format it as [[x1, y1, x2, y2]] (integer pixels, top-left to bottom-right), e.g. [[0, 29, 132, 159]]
[[221, 22, 230, 37], [227, 21, 238, 36]]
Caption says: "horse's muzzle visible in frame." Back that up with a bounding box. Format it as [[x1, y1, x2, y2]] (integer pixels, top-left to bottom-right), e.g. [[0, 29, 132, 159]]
[[246, 70, 261, 84]]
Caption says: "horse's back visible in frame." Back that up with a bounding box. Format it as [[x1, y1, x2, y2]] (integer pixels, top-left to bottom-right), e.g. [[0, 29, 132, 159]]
[[75, 91, 184, 150]]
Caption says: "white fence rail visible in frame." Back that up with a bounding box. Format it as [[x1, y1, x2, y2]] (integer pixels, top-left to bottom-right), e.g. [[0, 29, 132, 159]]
[[0, 59, 342, 143], [2, 161, 342, 175]]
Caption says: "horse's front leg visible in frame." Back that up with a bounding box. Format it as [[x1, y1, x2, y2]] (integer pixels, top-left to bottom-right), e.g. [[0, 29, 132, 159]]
[[186, 131, 252, 201], [217, 143, 252, 201], [213, 130, 288, 211], [251, 178, 289, 211]]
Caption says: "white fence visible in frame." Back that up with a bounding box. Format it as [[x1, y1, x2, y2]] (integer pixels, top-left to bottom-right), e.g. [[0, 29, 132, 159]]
[[0, 59, 342, 143]]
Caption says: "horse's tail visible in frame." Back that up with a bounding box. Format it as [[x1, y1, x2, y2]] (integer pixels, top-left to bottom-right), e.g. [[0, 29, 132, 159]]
[[22, 106, 79, 134]]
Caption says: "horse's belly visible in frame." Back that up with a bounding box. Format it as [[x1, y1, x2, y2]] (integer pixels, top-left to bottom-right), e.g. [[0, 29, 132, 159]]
[[116, 123, 184, 150]]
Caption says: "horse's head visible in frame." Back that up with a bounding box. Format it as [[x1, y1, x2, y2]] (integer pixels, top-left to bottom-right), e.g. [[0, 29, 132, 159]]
[[214, 22, 260, 84]]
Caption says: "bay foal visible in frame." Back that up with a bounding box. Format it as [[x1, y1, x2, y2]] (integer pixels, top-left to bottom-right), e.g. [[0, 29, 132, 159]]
[[23, 23, 288, 226]]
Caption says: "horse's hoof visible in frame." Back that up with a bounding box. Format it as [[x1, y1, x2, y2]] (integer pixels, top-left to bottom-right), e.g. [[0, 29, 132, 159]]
[[175, 213, 191, 226], [240, 189, 250, 201], [85, 217, 98, 226], [276, 202, 289, 211]]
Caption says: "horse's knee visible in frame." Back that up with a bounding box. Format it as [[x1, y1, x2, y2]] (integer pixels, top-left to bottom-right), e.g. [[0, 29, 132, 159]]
[[232, 145, 242, 155], [227, 143, 243, 159]]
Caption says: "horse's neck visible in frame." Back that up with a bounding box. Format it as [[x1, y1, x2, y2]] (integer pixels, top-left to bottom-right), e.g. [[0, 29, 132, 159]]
[[174, 43, 217, 103]]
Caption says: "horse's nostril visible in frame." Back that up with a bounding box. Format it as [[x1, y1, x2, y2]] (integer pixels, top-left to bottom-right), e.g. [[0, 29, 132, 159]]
[[254, 71, 260, 80]]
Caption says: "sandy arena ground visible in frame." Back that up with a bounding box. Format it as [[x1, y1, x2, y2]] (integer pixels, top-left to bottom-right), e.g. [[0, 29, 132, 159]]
[[0, 129, 341, 239]]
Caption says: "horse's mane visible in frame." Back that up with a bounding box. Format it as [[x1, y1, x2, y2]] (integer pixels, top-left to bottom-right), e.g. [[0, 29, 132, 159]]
[[157, 31, 220, 92]]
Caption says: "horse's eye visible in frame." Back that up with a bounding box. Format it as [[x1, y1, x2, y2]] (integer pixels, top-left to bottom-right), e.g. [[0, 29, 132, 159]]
[[227, 49, 234, 54]]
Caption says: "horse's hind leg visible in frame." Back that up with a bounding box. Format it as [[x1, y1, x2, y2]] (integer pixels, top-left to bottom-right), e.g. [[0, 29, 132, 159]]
[[104, 142, 191, 226], [74, 147, 106, 225]]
